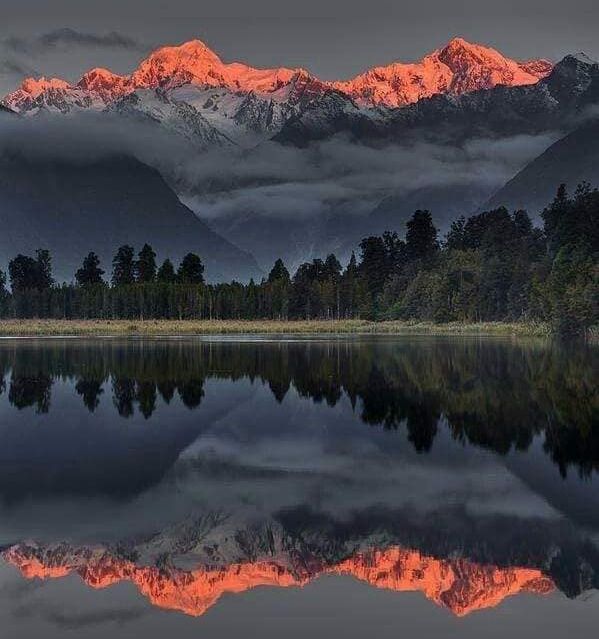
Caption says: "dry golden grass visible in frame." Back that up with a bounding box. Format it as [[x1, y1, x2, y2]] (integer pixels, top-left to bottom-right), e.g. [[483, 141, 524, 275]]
[[0, 318, 553, 337]]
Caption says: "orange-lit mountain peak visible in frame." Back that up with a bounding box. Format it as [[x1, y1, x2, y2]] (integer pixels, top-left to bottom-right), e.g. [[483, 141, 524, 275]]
[[78, 67, 125, 83], [436, 37, 552, 80], [223, 62, 299, 93], [434, 37, 552, 90], [128, 39, 303, 95], [443, 36, 473, 48], [77, 68, 128, 102], [3, 542, 555, 618], [19, 77, 72, 97], [437, 36, 495, 59], [435, 36, 545, 71], [3, 76, 102, 114], [128, 39, 228, 90], [332, 37, 553, 107], [140, 39, 224, 68], [7, 71, 128, 113]]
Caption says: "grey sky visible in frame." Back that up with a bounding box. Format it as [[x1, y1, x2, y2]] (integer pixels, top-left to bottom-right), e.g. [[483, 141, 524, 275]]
[[1, 0, 598, 95]]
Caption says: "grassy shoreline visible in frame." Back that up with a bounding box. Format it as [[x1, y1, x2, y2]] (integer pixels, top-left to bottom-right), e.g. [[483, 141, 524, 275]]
[[0, 319, 555, 338]]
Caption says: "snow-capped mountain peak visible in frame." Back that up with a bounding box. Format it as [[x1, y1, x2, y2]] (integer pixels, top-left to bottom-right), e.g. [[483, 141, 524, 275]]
[[4, 76, 103, 114], [20, 77, 71, 97], [127, 39, 302, 95], [332, 36, 553, 107], [435, 37, 552, 94], [77, 68, 128, 102], [128, 39, 226, 90]]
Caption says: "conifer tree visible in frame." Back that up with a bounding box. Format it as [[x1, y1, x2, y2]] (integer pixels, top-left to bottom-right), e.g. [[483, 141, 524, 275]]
[[8, 250, 53, 292], [75, 252, 105, 287], [405, 210, 439, 263], [157, 259, 177, 283], [8, 255, 40, 292], [268, 258, 290, 284], [177, 253, 205, 284], [111, 245, 136, 286], [136, 244, 157, 283], [35, 249, 54, 289]]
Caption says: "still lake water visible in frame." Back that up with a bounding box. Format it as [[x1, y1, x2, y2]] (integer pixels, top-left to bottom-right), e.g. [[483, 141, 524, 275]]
[[0, 335, 597, 638]]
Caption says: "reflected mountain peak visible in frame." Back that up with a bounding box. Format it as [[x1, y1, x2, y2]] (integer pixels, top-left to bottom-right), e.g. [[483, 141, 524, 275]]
[[332, 548, 554, 616], [2, 542, 555, 617]]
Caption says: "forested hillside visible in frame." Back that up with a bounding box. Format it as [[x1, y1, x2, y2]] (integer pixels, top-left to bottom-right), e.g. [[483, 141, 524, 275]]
[[1, 184, 597, 337]]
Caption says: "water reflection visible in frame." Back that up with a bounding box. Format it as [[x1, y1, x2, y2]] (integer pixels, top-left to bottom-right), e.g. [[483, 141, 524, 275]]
[[0, 338, 596, 476], [0, 337, 597, 629]]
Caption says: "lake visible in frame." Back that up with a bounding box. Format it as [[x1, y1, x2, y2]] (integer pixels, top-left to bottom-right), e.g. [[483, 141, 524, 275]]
[[0, 335, 597, 638]]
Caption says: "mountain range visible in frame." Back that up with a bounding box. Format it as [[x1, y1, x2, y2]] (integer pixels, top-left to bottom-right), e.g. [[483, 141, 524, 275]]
[[2, 37, 554, 146], [274, 52, 599, 146], [1, 37, 598, 277]]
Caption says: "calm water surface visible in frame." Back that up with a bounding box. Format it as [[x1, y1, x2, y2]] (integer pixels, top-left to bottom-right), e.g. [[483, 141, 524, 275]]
[[0, 336, 597, 638]]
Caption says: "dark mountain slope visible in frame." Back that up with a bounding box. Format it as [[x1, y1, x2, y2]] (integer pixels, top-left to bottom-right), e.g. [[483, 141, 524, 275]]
[[368, 183, 492, 236], [0, 154, 261, 283], [486, 119, 599, 216]]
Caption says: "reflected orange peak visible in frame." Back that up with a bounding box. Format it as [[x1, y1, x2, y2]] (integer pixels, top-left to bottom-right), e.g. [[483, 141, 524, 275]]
[[3, 544, 554, 617], [330, 548, 554, 616]]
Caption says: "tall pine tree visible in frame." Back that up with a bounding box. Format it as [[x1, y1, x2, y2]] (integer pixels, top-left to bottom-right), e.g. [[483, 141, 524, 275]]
[[76, 252, 105, 287], [177, 253, 205, 284], [136, 244, 157, 283], [157, 259, 177, 283], [111, 245, 136, 286]]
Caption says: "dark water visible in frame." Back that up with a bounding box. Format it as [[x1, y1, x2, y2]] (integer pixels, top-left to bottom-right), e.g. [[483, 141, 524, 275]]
[[0, 336, 598, 638]]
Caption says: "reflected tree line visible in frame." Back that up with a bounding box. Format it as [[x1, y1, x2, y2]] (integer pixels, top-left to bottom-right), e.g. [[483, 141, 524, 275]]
[[0, 340, 596, 477]]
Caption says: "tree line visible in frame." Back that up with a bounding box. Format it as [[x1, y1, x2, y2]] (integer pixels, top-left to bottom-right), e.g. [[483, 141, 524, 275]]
[[0, 184, 597, 336]]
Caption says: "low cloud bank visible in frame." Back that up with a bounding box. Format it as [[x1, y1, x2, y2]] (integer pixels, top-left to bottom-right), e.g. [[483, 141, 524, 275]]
[[0, 111, 558, 223], [180, 133, 558, 220]]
